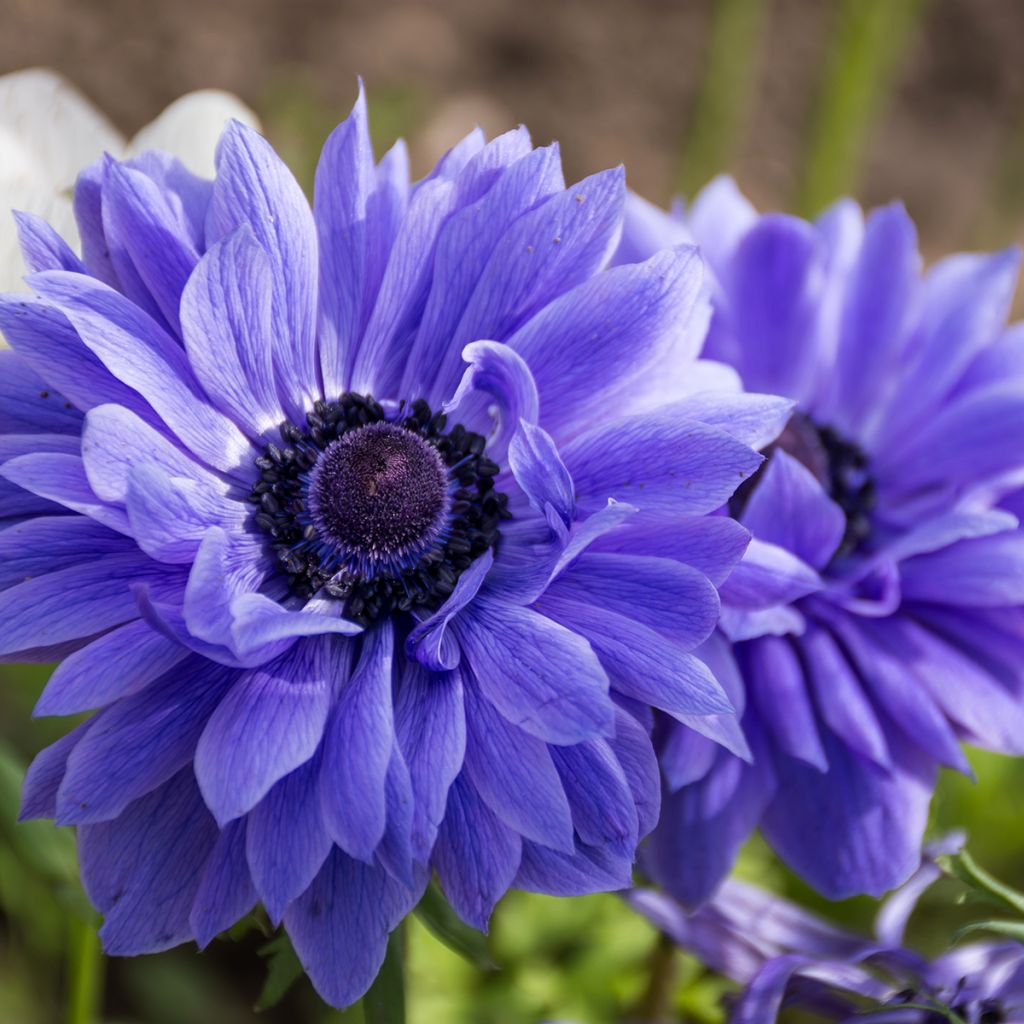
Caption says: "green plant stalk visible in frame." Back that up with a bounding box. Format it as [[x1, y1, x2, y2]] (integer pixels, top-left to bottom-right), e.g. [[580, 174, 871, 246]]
[[679, 0, 768, 198], [797, 0, 930, 217], [66, 917, 103, 1024], [361, 925, 406, 1024]]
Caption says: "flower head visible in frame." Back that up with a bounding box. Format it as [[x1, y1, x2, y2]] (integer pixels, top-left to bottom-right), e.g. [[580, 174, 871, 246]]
[[616, 180, 1024, 904], [0, 91, 771, 1006], [629, 837, 1024, 1024]]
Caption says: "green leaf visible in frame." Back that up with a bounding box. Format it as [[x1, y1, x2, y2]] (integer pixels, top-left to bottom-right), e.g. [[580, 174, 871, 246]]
[[254, 932, 304, 1012], [939, 849, 1024, 917], [362, 927, 405, 1024], [414, 882, 497, 971], [953, 919, 1024, 944]]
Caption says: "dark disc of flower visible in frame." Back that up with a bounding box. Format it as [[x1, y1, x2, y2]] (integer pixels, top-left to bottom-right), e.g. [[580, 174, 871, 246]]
[[308, 421, 450, 571], [728, 411, 876, 560], [248, 393, 509, 626]]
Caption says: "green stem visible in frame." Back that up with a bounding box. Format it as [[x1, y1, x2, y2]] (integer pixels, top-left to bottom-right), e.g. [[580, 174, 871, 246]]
[[796, 0, 930, 216], [361, 926, 406, 1024], [632, 931, 679, 1024], [66, 917, 103, 1024], [678, 0, 768, 198]]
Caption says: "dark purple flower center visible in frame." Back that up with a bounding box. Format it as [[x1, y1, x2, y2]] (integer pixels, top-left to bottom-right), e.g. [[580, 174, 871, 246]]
[[730, 411, 876, 560], [308, 422, 450, 572], [249, 394, 509, 626]]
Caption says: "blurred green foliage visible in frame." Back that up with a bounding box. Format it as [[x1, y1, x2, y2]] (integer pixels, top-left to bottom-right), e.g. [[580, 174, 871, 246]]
[[796, 0, 930, 217]]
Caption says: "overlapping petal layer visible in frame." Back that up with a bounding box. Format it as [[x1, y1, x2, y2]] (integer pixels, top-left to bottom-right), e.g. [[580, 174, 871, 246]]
[[0, 91, 773, 1006]]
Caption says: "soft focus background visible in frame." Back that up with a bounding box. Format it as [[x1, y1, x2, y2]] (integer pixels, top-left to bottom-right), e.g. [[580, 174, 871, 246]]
[[2, 1, 1024, 1021]]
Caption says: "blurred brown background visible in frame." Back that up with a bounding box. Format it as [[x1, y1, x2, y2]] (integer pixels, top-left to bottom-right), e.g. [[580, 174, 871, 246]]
[[2, 0, 1024, 259]]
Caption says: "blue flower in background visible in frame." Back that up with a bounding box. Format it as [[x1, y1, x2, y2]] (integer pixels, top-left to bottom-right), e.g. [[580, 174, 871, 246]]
[[617, 180, 1024, 904], [629, 837, 1024, 1024], [0, 91, 774, 1006]]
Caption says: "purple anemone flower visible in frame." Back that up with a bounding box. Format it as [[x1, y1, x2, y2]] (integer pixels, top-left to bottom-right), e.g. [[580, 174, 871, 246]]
[[615, 180, 1024, 904], [629, 837, 1024, 1024], [0, 91, 776, 1006]]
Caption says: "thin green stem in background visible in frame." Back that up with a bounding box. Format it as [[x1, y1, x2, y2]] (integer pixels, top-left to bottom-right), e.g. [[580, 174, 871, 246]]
[[66, 917, 103, 1024], [361, 925, 406, 1024], [630, 930, 679, 1024], [796, 0, 930, 217], [678, 0, 768, 198]]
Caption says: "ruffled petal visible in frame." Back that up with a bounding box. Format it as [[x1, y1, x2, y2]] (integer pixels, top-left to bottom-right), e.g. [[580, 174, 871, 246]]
[[507, 420, 574, 525], [515, 839, 633, 896], [1, 452, 130, 534], [78, 770, 218, 954], [720, 538, 822, 609], [36, 618, 188, 716], [194, 639, 333, 824], [563, 410, 762, 521], [422, 166, 625, 406], [101, 156, 201, 334], [454, 596, 614, 744], [19, 720, 94, 820], [0, 514, 126, 593], [190, 818, 256, 949], [552, 738, 639, 857], [667, 391, 795, 452], [443, 341, 540, 462], [743, 636, 827, 771], [899, 530, 1024, 607], [761, 725, 934, 900], [179, 226, 285, 437], [56, 656, 235, 824], [405, 549, 492, 672], [13, 210, 86, 275], [828, 202, 920, 432], [246, 751, 332, 924], [835, 618, 969, 772], [720, 214, 825, 403], [507, 245, 704, 440], [283, 848, 425, 1009], [0, 297, 153, 420], [393, 661, 466, 861], [0, 346, 83, 434], [320, 624, 394, 861], [313, 83, 379, 395], [206, 120, 319, 421], [126, 463, 245, 564], [740, 450, 846, 571], [609, 704, 661, 838], [646, 744, 775, 908], [28, 271, 256, 475], [433, 774, 522, 931], [593, 515, 751, 588], [547, 552, 720, 649], [0, 549, 184, 659], [875, 246, 1020, 441], [537, 595, 732, 719], [406, 143, 563, 404], [462, 677, 575, 853]]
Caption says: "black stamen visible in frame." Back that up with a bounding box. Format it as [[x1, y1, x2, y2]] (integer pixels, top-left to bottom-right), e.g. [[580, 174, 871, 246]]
[[729, 412, 876, 560], [248, 393, 509, 626]]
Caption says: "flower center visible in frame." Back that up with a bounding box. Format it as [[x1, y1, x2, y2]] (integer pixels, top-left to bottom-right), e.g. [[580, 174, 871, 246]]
[[249, 394, 508, 625], [730, 411, 876, 559], [308, 422, 450, 572]]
